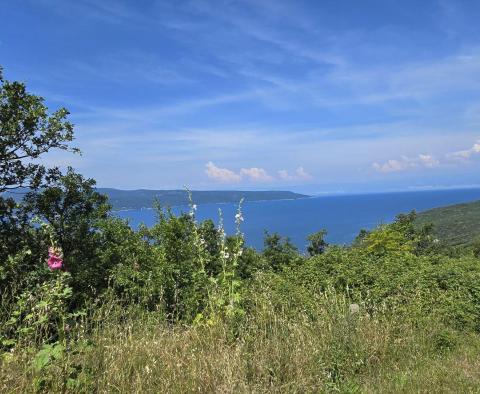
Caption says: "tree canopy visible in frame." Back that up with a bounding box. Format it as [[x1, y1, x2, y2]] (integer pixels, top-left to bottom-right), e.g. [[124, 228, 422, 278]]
[[0, 67, 78, 193]]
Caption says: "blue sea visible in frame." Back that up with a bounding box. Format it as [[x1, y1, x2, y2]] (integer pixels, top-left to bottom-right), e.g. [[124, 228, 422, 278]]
[[116, 189, 480, 251]]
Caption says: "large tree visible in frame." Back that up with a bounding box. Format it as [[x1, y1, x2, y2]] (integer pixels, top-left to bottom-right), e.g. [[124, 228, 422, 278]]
[[0, 66, 80, 274], [0, 66, 79, 193]]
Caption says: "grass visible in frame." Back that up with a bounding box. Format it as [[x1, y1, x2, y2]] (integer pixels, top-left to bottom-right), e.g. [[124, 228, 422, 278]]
[[2, 291, 480, 393]]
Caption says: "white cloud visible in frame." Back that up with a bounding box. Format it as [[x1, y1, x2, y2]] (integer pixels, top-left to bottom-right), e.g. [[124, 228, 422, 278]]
[[239, 167, 273, 182], [205, 161, 241, 182], [205, 162, 311, 183], [373, 158, 412, 173], [418, 154, 440, 168], [205, 162, 272, 183], [373, 139, 480, 173], [295, 166, 313, 180], [277, 169, 290, 180], [278, 166, 313, 180], [373, 154, 440, 173], [448, 140, 480, 160]]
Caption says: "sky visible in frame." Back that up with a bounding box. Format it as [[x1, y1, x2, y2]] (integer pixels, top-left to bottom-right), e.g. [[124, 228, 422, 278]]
[[1, 0, 480, 194]]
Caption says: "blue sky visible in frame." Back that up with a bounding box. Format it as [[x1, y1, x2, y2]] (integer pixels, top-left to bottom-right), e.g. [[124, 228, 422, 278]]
[[1, 0, 480, 193]]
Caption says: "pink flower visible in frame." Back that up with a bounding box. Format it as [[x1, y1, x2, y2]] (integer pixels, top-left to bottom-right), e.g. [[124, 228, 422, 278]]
[[47, 247, 64, 270]]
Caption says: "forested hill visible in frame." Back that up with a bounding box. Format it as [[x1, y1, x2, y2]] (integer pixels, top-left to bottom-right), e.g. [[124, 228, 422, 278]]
[[3, 188, 308, 210], [97, 188, 309, 210], [416, 199, 480, 245]]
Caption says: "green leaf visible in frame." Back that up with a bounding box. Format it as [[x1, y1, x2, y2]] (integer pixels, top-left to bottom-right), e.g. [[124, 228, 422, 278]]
[[33, 344, 54, 372]]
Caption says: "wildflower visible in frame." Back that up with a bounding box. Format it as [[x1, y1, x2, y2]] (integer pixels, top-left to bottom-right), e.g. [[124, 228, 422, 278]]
[[235, 213, 244, 222], [192, 204, 197, 211], [47, 246, 64, 270], [222, 251, 230, 259]]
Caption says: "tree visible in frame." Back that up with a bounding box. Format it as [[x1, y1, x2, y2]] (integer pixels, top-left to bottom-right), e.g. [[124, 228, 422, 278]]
[[306, 229, 328, 256], [24, 169, 110, 301], [263, 231, 299, 271], [0, 66, 79, 193], [472, 238, 480, 258], [352, 228, 370, 247], [0, 67, 80, 294]]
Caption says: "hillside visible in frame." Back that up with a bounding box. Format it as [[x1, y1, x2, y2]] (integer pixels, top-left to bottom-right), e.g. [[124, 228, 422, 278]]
[[96, 189, 309, 210], [3, 188, 309, 210], [416, 199, 480, 245]]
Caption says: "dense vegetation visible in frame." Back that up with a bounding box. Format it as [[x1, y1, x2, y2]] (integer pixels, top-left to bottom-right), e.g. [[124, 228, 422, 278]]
[[2, 70, 480, 393], [99, 188, 309, 210], [416, 199, 480, 247]]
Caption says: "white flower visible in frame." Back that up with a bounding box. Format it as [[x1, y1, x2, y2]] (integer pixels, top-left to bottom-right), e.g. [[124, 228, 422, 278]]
[[222, 251, 230, 259], [192, 204, 197, 211], [235, 213, 244, 222]]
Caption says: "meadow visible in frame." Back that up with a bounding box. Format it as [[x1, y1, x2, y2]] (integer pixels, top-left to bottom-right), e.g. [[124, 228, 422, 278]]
[[2, 199, 480, 393]]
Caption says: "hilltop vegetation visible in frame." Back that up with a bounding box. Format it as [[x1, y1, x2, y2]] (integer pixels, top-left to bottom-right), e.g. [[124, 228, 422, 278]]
[[2, 69, 480, 393], [4, 188, 308, 210], [417, 199, 480, 246], [98, 188, 309, 210]]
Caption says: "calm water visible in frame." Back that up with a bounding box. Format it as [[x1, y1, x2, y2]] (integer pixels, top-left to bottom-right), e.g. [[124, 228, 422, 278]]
[[116, 189, 480, 251]]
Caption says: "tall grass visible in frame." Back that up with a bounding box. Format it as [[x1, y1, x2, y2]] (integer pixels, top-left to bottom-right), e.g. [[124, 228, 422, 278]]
[[2, 288, 480, 393]]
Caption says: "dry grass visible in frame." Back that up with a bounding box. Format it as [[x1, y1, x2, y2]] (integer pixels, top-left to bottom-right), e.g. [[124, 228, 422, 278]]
[[2, 293, 480, 393]]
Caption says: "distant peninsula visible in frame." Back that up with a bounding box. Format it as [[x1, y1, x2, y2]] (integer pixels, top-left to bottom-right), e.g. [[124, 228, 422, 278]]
[[96, 188, 309, 210]]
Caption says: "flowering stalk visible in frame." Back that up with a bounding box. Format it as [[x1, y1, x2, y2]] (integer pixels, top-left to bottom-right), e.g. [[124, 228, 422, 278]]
[[186, 187, 213, 323], [47, 246, 64, 270], [32, 216, 64, 270], [216, 199, 245, 320]]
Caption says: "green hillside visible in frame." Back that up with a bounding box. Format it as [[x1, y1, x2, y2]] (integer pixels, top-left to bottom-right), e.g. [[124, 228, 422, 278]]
[[416, 199, 480, 245], [4, 188, 309, 210], [97, 189, 309, 210]]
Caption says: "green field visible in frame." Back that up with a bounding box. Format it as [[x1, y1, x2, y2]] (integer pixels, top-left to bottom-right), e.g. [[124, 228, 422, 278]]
[[416, 199, 480, 246]]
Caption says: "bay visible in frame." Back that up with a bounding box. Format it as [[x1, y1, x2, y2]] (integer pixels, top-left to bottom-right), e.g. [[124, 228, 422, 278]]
[[116, 188, 480, 251]]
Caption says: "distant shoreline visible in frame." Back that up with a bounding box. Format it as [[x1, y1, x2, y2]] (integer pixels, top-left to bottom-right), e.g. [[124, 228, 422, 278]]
[[112, 195, 315, 212], [111, 188, 480, 212]]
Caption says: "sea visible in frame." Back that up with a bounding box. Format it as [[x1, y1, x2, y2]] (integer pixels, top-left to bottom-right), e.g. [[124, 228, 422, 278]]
[[116, 188, 480, 251]]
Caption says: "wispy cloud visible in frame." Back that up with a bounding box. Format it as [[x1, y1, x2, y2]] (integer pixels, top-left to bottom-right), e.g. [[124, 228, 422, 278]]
[[5, 0, 480, 191], [67, 53, 193, 85], [447, 140, 480, 160], [36, 0, 151, 25]]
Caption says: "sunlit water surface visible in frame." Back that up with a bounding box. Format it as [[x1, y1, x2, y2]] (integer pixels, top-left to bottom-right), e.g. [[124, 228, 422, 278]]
[[116, 189, 480, 251]]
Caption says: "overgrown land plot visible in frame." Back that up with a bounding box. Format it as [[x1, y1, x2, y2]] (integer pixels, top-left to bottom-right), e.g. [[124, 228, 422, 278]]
[[2, 70, 480, 393]]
